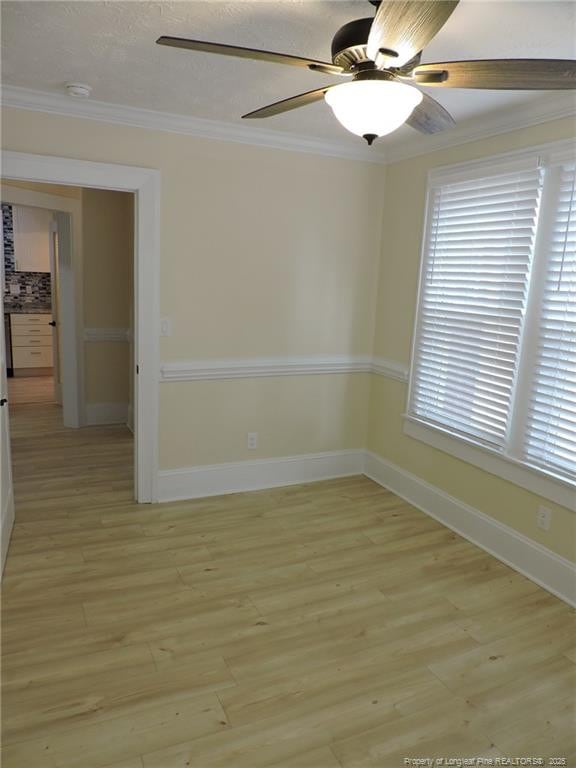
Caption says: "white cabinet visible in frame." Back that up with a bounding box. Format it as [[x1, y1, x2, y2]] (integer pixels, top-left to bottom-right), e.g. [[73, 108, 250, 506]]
[[11, 314, 53, 370], [12, 206, 53, 273]]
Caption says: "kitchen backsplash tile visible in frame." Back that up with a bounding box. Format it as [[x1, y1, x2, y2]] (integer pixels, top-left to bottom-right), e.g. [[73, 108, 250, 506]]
[[2, 203, 52, 311]]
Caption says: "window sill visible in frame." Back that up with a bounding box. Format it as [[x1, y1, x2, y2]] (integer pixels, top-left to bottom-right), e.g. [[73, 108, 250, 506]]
[[403, 416, 576, 511]]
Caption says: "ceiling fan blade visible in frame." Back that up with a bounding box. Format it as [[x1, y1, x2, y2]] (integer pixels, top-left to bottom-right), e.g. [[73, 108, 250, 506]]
[[242, 87, 335, 119], [367, 1, 459, 68], [395, 51, 423, 77], [156, 36, 345, 75], [406, 92, 455, 134], [413, 59, 576, 89]]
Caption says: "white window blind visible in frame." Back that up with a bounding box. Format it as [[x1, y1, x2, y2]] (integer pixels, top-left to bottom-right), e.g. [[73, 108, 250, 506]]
[[524, 162, 576, 480], [410, 166, 543, 449]]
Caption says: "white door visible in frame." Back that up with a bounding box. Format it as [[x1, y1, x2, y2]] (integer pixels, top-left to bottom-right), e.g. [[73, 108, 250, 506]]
[[1, 214, 15, 573]]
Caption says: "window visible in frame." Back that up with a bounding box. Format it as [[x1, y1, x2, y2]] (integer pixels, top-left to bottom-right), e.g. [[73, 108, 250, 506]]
[[408, 143, 576, 498]]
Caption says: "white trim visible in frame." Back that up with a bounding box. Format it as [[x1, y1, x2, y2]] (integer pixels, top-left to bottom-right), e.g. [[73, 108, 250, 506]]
[[405, 139, 576, 511], [133, 170, 161, 503], [85, 402, 129, 426], [403, 417, 576, 512], [127, 403, 134, 435], [429, 155, 540, 188], [1, 486, 14, 575], [160, 356, 409, 382], [156, 447, 575, 605], [384, 94, 576, 163], [2, 151, 161, 503], [84, 327, 130, 343], [427, 138, 576, 186], [1, 86, 384, 166], [371, 357, 409, 382], [364, 451, 576, 607], [158, 449, 364, 502], [4, 87, 574, 168], [160, 356, 373, 382]]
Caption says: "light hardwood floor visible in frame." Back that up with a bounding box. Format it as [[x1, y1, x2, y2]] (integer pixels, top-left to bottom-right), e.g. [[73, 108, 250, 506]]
[[2, 403, 575, 767], [8, 375, 55, 405]]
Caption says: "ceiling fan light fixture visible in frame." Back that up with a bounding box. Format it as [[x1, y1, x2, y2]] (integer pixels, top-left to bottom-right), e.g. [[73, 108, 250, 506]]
[[324, 80, 423, 142]]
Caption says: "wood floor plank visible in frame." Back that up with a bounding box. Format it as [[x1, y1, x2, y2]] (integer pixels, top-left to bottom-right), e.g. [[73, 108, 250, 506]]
[[2, 402, 575, 766], [1, 693, 228, 768], [3, 652, 235, 746]]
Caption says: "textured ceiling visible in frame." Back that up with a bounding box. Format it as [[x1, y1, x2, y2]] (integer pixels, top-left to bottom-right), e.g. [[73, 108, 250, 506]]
[[2, 1, 576, 150]]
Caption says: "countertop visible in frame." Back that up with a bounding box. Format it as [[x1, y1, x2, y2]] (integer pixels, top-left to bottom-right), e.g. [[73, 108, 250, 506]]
[[4, 306, 51, 314]]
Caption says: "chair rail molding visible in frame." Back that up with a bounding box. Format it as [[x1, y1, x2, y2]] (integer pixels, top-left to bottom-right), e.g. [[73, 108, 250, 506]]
[[371, 356, 409, 382], [84, 328, 130, 343], [160, 355, 408, 382], [160, 356, 374, 382]]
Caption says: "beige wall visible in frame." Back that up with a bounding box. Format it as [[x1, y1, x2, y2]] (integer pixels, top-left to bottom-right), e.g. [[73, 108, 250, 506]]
[[368, 116, 576, 562], [2, 107, 384, 464], [161, 374, 369, 468], [82, 188, 133, 329], [82, 188, 133, 407]]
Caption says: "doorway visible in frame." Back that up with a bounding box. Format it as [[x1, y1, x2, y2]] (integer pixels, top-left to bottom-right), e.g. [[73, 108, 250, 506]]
[[3, 202, 60, 407], [2, 182, 135, 526], [0, 152, 160, 572], [1, 186, 81, 425]]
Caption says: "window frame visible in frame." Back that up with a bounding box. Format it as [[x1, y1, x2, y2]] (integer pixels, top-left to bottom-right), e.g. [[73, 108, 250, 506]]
[[405, 139, 576, 512]]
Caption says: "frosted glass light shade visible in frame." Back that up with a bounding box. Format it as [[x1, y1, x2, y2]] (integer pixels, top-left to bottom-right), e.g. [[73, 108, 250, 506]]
[[325, 80, 423, 141]]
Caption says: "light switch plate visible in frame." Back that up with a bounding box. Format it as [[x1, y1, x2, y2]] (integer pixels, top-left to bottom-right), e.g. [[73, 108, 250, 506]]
[[537, 506, 552, 531], [160, 317, 171, 337]]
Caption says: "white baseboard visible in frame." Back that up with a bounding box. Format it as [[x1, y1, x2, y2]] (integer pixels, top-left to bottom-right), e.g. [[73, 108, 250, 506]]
[[1, 486, 15, 577], [364, 451, 576, 607], [85, 402, 129, 426], [158, 449, 365, 502], [126, 403, 134, 434], [156, 447, 574, 606]]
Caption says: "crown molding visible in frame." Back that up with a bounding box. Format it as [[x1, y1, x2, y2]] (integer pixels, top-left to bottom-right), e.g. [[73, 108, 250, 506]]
[[1, 86, 386, 165], [383, 93, 576, 163], [4, 86, 572, 168]]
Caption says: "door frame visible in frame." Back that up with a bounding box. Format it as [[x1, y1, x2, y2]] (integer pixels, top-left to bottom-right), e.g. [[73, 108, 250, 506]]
[[1, 204, 15, 571], [2, 151, 161, 503]]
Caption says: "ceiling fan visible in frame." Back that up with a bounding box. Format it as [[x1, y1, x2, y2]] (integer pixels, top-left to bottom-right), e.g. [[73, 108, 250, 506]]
[[157, 0, 576, 145]]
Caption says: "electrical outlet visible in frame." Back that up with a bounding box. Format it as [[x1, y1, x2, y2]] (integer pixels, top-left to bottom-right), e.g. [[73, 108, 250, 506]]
[[247, 432, 258, 450], [160, 317, 171, 337], [537, 506, 552, 532]]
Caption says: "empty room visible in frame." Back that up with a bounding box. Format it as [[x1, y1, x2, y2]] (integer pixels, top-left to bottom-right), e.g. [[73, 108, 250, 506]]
[[0, 1, 575, 766]]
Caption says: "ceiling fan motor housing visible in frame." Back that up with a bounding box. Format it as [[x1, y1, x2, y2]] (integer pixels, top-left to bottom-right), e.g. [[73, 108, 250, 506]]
[[331, 18, 373, 70]]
